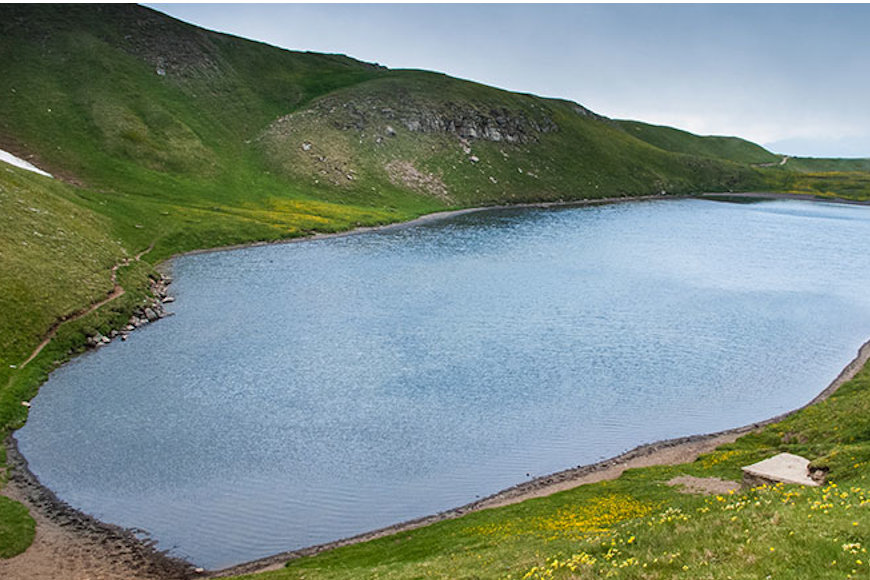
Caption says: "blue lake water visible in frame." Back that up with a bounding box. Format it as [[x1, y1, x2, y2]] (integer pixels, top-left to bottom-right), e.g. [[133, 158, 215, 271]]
[[15, 198, 870, 569]]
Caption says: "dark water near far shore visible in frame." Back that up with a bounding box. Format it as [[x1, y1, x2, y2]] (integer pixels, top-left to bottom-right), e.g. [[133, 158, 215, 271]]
[[16, 198, 870, 568]]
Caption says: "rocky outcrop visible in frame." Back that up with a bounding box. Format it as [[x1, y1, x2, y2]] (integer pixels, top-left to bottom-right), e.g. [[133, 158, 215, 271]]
[[327, 101, 554, 144], [290, 85, 563, 145], [83, 274, 174, 351]]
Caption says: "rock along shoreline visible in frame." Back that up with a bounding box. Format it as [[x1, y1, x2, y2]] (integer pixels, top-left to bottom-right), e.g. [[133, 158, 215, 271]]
[[5, 191, 870, 579]]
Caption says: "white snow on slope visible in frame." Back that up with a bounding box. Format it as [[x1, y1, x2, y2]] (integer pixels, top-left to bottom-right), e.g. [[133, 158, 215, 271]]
[[0, 148, 53, 178]]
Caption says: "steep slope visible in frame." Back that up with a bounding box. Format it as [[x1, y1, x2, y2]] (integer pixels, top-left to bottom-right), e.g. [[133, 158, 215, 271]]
[[0, 167, 123, 368], [0, 3, 387, 172]]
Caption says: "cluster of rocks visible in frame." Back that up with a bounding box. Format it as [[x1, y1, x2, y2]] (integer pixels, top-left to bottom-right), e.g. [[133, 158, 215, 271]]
[[310, 91, 559, 145], [571, 102, 609, 121], [85, 274, 175, 349]]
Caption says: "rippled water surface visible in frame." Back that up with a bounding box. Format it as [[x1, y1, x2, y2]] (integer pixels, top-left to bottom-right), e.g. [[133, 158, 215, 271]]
[[17, 199, 870, 568]]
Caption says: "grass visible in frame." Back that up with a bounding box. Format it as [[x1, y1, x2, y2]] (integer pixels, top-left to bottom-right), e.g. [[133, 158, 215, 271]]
[[782, 172, 870, 201], [230, 359, 870, 580], [0, 497, 35, 558], [0, 167, 124, 366], [516, 481, 870, 580], [615, 120, 781, 165]]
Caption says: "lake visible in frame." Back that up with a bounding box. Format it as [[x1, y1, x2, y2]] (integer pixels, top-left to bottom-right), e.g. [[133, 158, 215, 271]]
[[16, 198, 870, 569]]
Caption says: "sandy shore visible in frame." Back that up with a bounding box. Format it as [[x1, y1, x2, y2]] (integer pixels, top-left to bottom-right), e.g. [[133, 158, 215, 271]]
[[4, 191, 870, 579]]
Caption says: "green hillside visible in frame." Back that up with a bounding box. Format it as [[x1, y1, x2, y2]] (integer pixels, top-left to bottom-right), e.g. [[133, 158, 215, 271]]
[[761, 158, 870, 201], [616, 119, 781, 165], [2, 3, 870, 575], [256, 72, 768, 208]]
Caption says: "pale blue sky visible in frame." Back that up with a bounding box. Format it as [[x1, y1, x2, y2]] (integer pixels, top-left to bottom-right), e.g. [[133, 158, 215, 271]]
[[147, 3, 870, 158]]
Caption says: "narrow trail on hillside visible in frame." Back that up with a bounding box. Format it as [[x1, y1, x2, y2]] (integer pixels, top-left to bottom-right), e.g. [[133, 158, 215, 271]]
[[17, 241, 156, 370], [754, 155, 789, 168]]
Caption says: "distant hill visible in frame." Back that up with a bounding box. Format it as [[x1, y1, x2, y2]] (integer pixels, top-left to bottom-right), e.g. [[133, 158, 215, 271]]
[[615, 120, 781, 165]]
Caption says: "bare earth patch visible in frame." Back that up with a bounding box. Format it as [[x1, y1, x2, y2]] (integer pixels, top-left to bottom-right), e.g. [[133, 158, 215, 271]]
[[667, 475, 740, 495], [0, 439, 193, 580], [384, 160, 451, 202]]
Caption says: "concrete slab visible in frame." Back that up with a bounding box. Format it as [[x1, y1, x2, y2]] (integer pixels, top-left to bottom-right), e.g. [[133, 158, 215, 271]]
[[741, 452, 820, 487]]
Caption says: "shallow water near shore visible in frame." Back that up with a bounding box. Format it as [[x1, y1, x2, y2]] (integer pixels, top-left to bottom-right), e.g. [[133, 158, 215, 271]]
[[16, 198, 870, 569]]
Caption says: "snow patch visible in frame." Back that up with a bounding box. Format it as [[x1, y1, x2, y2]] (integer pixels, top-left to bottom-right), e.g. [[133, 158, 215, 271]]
[[0, 148, 53, 178]]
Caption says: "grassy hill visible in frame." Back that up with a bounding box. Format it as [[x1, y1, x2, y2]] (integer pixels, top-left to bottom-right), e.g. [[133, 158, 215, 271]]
[[255, 72, 767, 208], [616, 120, 781, 165], [1, 3, 870, 574]]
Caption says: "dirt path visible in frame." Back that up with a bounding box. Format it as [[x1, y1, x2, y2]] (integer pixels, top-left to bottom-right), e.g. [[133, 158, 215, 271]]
[[17, 241, 155, 369], [753, 155, 789, 168]]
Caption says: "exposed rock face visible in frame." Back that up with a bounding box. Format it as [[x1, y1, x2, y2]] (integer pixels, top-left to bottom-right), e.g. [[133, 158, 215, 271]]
[[294, 86, 562, 145], [327, 102, 554, 144], [258, 78, 610, 199]]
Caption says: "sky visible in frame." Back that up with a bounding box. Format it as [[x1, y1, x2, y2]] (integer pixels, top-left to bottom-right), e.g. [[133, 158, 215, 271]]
[[147, 3, 870, 158]]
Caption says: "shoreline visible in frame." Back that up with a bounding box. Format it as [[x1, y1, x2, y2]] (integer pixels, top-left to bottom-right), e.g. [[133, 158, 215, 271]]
[[6, 337, 869, 579], [212, 339, 870, 578], [163, 191, 870, 268], [700, 191, 870, 206], [4, 190, 870, 579], [159, 193, 679, 268], [1, 436, 197, 580]]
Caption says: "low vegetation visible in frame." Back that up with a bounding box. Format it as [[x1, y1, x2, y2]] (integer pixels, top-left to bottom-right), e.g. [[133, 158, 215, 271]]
[[0, 497, 34, 558], [615, 120, 781, 165]]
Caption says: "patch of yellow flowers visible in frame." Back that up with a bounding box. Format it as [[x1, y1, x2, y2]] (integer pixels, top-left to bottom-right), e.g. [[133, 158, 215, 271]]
[[518, 482, 870, 579], [467, 494, 656, 541]]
